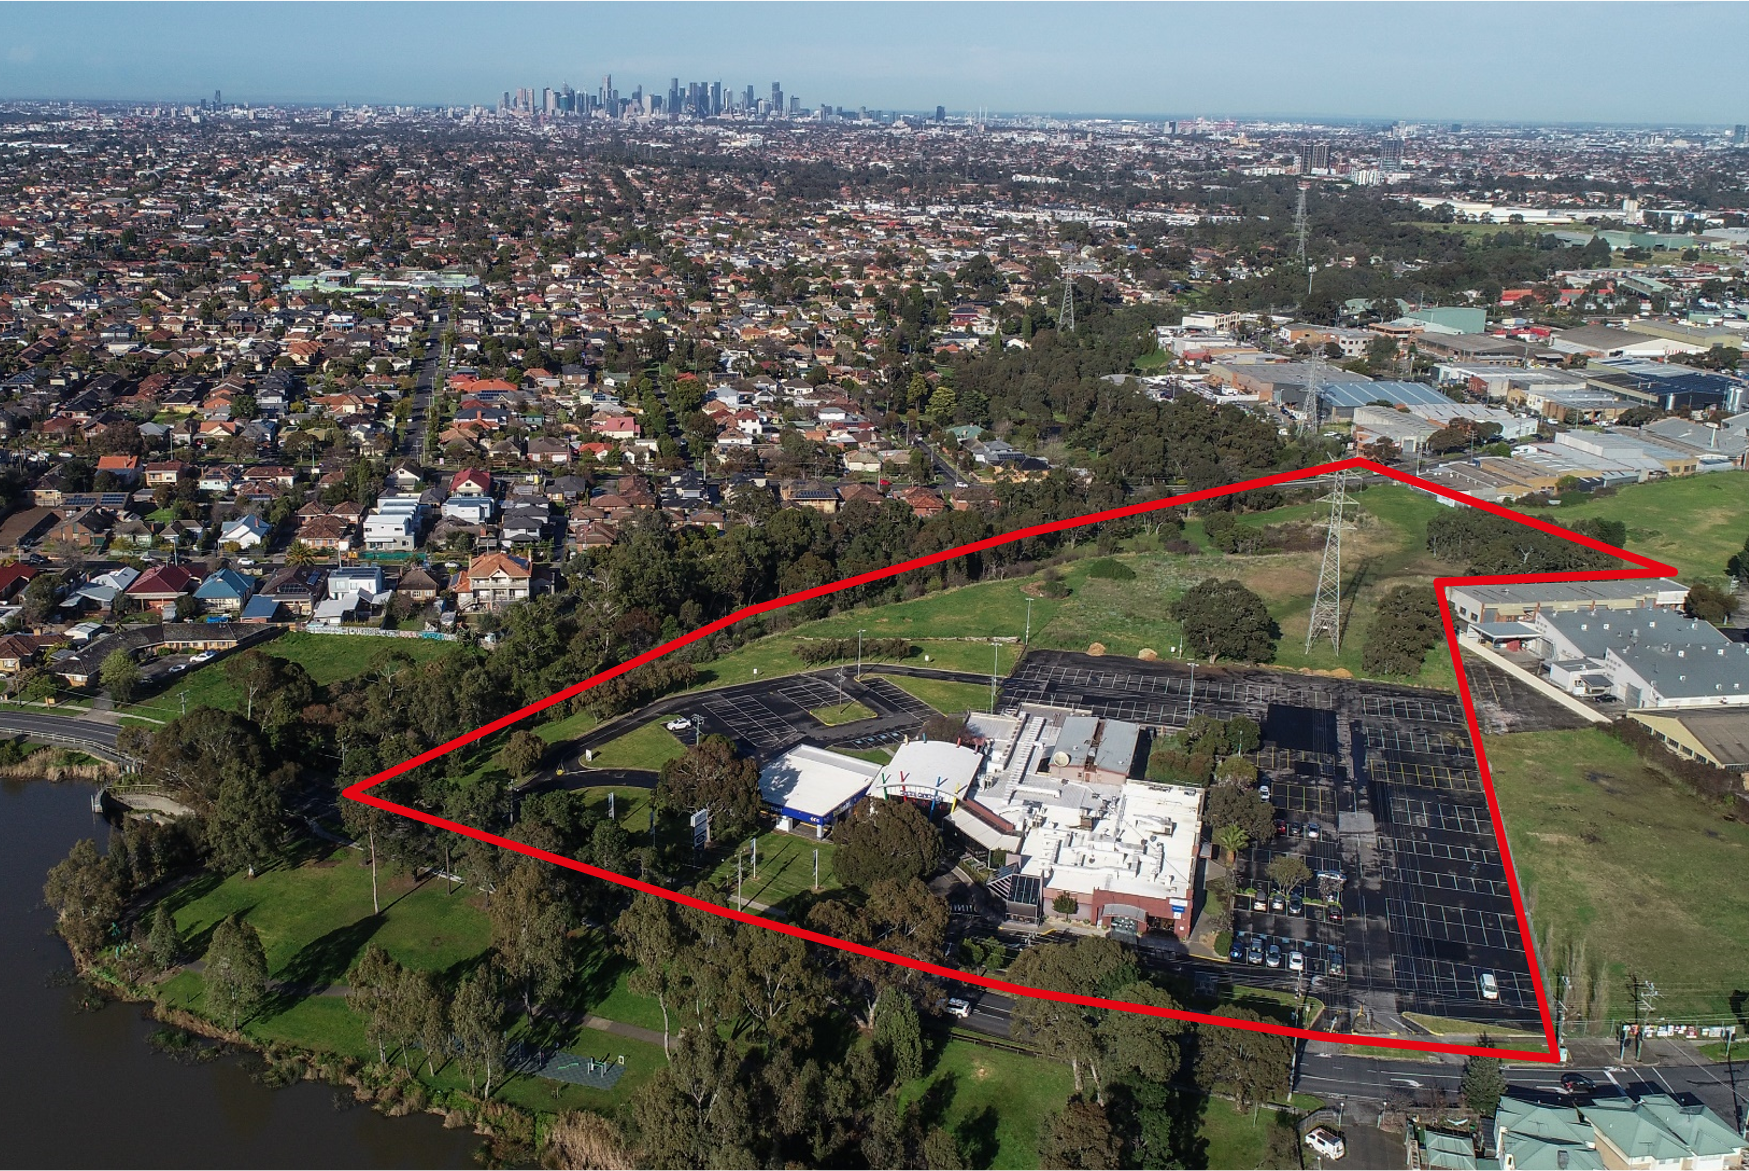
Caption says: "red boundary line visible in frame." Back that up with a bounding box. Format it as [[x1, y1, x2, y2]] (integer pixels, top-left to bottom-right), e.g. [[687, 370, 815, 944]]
[[342, 457, 1678, 1063]]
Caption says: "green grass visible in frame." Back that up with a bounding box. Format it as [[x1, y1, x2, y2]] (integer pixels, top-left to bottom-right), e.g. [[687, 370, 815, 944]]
[[899, 1040, 1074, 1169], [117, 631, 460, 722], [166, 847, 493, 981], [705, 831, 839, 909], [1402, 1012, 1541, 1039], [583, 720, 686, 772], [1488, 727, 1749, 1024], [588, 967, 671, 1034], [838, 744, 896, 765], [535, 707, 599, 744], [569, 784, 654, 834], [1196, 1096, 1305, 1171], [810, 699, 877, 726], [1029, 484, 1461, 690], [1522, 470, 1749, 579], [882, 675, 998, 715]]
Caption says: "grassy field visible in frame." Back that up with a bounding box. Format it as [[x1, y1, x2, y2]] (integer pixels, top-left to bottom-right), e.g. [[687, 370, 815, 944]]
[[584, 720, 686, 772], [705, 831, 839, 909], [1030, 484, 1462, 690], [1522, 470, 1749, 579], [165, 846, 493, 981], [810, 699, 877, 726], [899, 1040, 1074, 1169], [117, 631, 460, 722], [882, 675, 996, 715], [898, 1040, 1300, 1169], [569, 784, 655, 834], [1487, 728, 1749, 1024]]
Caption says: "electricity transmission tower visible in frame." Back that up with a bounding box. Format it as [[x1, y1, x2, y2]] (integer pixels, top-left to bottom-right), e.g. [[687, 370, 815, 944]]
[[1305, 470, 1355, 653], [1059, 275, 1075, 333]]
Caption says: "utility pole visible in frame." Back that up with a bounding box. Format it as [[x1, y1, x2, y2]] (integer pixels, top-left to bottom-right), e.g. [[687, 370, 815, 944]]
[[990, 639, 999, 713], [857, 628, 866, 680], [1024, 597, 1034, 649], [1557, 973, 1571, 1056], [1305, 470, 1353, 654], [813, 847, 819, 893]]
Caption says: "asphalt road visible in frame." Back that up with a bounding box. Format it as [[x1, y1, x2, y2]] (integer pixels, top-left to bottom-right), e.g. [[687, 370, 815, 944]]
[[399, 306, 443, 459], [0, 710, 122, 748]]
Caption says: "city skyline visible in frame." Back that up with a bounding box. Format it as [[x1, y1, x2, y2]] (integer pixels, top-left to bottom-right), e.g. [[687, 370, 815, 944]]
[[3, 1, 1747, 125]]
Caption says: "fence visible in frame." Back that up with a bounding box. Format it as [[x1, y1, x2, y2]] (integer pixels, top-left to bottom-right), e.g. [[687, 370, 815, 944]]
[[301, 622, 459, 642]]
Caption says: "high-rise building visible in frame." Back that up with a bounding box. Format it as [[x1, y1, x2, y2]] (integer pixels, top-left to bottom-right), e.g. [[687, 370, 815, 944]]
[[214, 89, 222, 108], [1735, 124, 1747, 146], [935, 105, 946, 122], [668, 77, 680, 117], [1380, 137, 1403, 167], [788, 95, 800, 116], [709, 81, 722, 116], [771, 81, 783, 116], [745, 84, 756, 111]]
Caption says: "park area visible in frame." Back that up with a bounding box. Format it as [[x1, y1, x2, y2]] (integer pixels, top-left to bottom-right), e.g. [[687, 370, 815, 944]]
[[1487, 727, 1749, 1024], [1523, 469, 1749, 579]]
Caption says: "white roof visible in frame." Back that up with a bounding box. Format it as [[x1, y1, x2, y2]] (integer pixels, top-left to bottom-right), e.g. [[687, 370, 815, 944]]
[[758, 743, 880, 819], [871, 740, 983, 804], [1019, 781, 1204, 905]]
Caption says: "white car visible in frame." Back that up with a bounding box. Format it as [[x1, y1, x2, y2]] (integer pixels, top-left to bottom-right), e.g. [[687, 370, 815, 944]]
[[664, 717, 692, 732], [944, 997, 972, 1019], [189, 651, 217, 664], [1305, 1127, 1346, 1160], [1288, 949, 1305, 973], [1479, 971, 1500, 1000]]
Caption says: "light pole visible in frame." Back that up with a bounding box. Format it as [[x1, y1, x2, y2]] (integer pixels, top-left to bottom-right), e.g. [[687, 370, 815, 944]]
[[857, 628, 866, 680], [1189, 661, 1197, 715], [1024, 597, 1034, 649], [990, 639, 1000, 712]]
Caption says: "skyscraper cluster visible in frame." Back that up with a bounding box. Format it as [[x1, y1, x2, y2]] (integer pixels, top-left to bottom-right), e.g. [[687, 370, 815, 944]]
[[501, 76, 806, 119]]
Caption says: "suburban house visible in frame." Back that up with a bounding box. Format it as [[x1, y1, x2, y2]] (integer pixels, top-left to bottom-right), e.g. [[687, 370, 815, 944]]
[[454, 552, 533, 610], [126, 564, 202, 618], [193, 568, 256, 613], [221, 514, 272, 549], [258, 566, 328, 616]]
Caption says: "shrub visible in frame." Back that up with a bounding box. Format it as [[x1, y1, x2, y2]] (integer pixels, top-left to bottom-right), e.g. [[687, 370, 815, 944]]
[[1086, 558, 1137, 581]]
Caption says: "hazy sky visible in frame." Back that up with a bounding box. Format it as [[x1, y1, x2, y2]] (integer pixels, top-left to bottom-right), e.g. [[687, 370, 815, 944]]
[[3, 2, 1744, 124]]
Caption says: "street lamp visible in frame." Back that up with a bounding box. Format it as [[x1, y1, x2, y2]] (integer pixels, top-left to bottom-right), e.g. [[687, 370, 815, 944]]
[[1024, 597, 1034, 648], [857, 628, 866, 680]]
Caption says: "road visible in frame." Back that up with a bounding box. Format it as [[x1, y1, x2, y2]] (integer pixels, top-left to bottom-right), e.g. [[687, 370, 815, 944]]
[[398, 305, 444, 459], [0, 710, 122, 749]]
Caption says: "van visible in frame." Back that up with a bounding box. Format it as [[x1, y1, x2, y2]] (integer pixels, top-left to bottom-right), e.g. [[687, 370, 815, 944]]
[[1479, 971, 1499, 1000], [1305, 1127, 1346, 1160]]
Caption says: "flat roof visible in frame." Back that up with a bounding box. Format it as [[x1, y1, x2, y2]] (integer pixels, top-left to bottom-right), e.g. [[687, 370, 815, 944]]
[[758, 743, 879, 821], [871, 740, 984, 804]]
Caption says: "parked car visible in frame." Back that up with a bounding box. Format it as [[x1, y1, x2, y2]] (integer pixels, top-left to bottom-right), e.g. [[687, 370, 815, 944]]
[[1229, 937, 1245, 962], [1246, 939, 1264, 965], [1252, 890, 1269, 911], [189, 650, 216, 665], [944, 998, 972, 1019], [1305, 1128, 1346, 1160], [1306, 820, 1321, 840], [1270, 891, 1286, 913], [664, 716, 692, 732], [1257, 783, 1271, 801], [1289, 822, 1304, 838], [1328, 950, 1346, 978], [1274, 818, 1288, 837], [1288, 949, 1305, 973], [1560, 1073, 1596, 1094], [1288, 891, 1303, 916], [1265, 943, 1282, 969], [1325, 902, 1344, 925], [1479, 971, 1500, 1001]]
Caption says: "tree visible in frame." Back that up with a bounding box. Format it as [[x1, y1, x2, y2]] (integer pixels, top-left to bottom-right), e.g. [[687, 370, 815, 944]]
[[1213, 756, 1258, 788], [1212, 824, 1250, 861], [871, 987, 924, 1083], [205, 914, 269, 1031], [208, 764, 283, 876], [1207, 786, 1275, 848], [656, 734, 760, 843], [1362, 584, 1443, 677], [100, 649, 141, 703], [1685, 581, 1738, 625], [43, 838, 122, 955], [347, 942, 403, 1065], [1194, 1008, 1294, 1110], [832, 798, 942, 891], [488, 859, 570, 1012], [1171, 578, 1278, 663], [1461, 1049, 1507, 1119], [498, 728, 545, 781], [1038, 1097, 1122, 1170], [452, 966, 507, 1098], [145, 903, 182, 971], [1266, 854, 1312, 893]]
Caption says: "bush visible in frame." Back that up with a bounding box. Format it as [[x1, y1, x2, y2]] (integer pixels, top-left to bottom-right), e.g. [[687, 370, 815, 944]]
[[1086, 558, 1136, 581], [1052, 892, 1080, 915]]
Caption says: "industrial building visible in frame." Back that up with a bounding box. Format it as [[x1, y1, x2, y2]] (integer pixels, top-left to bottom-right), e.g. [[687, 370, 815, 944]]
[[1533, 609, 1749, 709]]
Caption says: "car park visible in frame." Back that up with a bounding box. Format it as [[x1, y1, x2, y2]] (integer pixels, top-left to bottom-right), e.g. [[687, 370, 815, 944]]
[[1479, 971, 1499, 1000], [944, 998, 972, 1019], [1265, 943, 1282, 969]]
